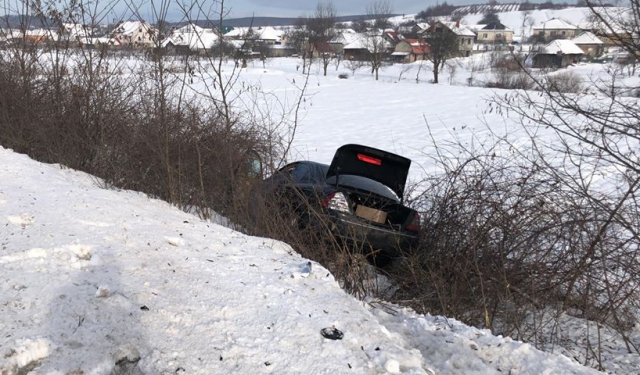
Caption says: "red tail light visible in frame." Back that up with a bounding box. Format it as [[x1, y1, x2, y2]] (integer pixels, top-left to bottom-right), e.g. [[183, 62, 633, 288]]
[[407, 212, 421, 232], [357, 153, 382, 166], [322, 192, 351, 213], [321, 193, 335, 207]]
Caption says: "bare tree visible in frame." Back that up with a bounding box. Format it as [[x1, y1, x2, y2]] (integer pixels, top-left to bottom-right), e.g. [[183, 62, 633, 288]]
[[422, 23, 459, 83], [286, 17, 312, 73], [307, 0, 338, 76], [361, 1, 393, 80]]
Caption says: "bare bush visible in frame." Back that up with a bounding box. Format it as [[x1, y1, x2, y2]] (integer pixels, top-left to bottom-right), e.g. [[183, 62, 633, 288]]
[[485, 53, 535, 90], [391, 124, 640, 370], [545, 71, 583, 93]]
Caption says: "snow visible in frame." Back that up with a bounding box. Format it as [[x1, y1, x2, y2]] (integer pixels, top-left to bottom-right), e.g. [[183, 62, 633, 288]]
[[0, 70, 606, 372], [2, 19, 638, 372], [541, 39, 584, 55], [572, 31, 604, 45], [533, 18, 578, 31]]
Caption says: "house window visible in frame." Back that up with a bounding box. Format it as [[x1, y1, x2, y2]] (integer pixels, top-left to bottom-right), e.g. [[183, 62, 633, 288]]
[[483, 33, 488, 38], [435, 27, 443, 33], [561, 30, 566, 35], [551, 31, 556, 36], [467, 39, 471, 44]]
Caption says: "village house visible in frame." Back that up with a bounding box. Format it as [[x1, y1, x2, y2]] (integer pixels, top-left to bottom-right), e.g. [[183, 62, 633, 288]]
[[420, 20, 475, 57], [161, 23, 219, 53], [476, 22, 514, 44], [532, 18, 578, 42], [328, 29, 359, 56], [383, 30, 403, 45], [342, 31, 393, 61], [391, 39, 430, 63], [571, 31, 604, 58], [224, 26, 284, 45], [59, 23, 91, 44], [223, 26, 292, 57], [532, 39, 583, 68], [111, 21, 156, 47]]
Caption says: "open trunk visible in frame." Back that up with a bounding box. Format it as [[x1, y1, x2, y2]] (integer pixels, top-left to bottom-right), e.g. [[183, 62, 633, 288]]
[[339, 187, 415, 231]]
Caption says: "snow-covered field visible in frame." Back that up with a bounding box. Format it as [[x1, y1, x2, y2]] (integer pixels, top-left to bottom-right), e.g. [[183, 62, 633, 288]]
[[2, 9, 640, 372]]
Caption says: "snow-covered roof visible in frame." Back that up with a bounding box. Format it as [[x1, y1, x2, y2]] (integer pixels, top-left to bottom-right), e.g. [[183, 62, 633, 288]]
[[343, 33, 391, 52], [343, 35, 366, 50], [439, 21, 476, 37], [466, 24, 486, 32], [174, 23, 205, 34], [533, 18, 577, 30], [572, 31, 603, 45], [224, 26, 283, 42], [62, 23, 89, 37], [541, 39, 584, 55], [330, 30, 361, 45], [163, 23, 219, 50], [113, 21, 152, 36]]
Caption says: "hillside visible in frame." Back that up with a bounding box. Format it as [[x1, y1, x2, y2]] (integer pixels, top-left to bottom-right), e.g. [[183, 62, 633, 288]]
[[0, 145, 600, 374]]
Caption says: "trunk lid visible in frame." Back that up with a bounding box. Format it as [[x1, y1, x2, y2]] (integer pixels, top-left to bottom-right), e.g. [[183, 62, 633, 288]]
[[326, 144, 411, 199]]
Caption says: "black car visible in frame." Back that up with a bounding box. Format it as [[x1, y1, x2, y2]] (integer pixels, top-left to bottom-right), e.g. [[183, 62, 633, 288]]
[[252, 144, 421, 263]]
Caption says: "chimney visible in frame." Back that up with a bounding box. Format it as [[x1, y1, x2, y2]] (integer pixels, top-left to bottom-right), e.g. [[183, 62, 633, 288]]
[[456, 20, 460, 28]]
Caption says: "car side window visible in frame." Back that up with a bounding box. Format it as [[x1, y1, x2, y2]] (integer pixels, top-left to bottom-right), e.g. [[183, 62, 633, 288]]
[[291, 163, 311, 182]]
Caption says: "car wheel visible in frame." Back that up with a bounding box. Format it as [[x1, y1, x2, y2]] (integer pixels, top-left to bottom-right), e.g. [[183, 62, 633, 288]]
[[291, 208, 310, 230]]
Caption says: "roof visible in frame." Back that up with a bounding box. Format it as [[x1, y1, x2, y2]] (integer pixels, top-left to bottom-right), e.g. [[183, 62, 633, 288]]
[[541, 39, 584, 55], [174, 23, 205, 34], [343, 33, 391, 52], [384, 30, 402, 43], [427, 21, 476, 37], [572, 31, 603, 45], [405, 38, 430, 55], [330, 31, 360, 45], [113, 21, 152, 36], [481, 22, 511, 31], [224, 26, 282, 41], [62, 23, 88, 37], [163, 23, 219, 50], [533, 18, 577, 30]]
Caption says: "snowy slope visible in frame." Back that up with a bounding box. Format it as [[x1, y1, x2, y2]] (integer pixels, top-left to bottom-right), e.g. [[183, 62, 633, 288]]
[[0, 146, 602, 374]]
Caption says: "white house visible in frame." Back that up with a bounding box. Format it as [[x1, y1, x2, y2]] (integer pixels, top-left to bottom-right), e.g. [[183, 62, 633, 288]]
[[162, 23, 219, 51], [112, 21, 156, 47]]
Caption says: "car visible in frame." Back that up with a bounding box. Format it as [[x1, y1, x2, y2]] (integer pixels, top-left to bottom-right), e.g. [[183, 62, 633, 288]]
[[251, 144, 421, 264]]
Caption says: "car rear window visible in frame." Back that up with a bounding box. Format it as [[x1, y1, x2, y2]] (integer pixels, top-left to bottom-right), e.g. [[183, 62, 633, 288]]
[[325, 175, 398, 201]]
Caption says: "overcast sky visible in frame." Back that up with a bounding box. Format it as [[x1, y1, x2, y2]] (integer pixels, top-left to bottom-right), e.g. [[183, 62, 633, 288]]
[[140, 0, 437, 21], [222, 0, 429, 18]]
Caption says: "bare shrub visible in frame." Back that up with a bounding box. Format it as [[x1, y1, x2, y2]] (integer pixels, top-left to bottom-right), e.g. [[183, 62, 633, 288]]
[[485, 53, 535, 90], [545, 71, 583, 93], [344, 59, 365, 76], [247, 186, 382, 298], [390, 117, 640, 371]]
